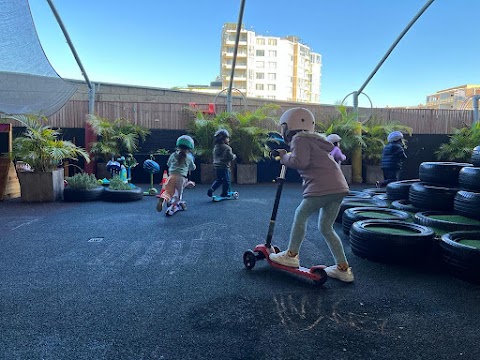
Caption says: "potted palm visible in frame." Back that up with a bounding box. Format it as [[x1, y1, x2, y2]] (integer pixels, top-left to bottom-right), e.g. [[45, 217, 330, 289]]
[[187, 112, 222, 184], [435, 122, 480, 162], [362, 116, 412, 184], [229, 105, 279, 184], [7, 114, 90, 202], [320, 105, 365, 184], [86, 115, 150, 180]]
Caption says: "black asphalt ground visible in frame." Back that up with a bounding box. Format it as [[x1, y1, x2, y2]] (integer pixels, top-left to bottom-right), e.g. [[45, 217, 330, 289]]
[[1, 182, 479, 360]]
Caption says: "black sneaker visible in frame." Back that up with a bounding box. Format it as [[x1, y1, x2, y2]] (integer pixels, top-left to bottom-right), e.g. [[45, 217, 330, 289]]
[[207, 188, 213, 197]]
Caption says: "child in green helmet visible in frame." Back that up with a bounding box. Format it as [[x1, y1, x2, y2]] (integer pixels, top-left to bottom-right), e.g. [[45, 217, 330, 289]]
[[156, 135, 196, 213]]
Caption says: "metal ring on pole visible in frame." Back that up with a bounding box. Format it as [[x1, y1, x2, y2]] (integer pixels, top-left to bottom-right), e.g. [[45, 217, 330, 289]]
[[341, 91, 374, 123], [214, 88, 248, 113]]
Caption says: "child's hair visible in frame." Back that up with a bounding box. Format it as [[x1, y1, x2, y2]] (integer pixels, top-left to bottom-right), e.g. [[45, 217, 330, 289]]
[[175, 145, 190, 164]]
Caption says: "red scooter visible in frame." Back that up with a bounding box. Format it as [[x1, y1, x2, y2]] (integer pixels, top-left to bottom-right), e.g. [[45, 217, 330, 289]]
[[242, 156, 328, 285]]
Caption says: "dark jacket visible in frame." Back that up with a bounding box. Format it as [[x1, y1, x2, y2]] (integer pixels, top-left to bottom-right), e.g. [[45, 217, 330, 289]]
[[380, 141, 407, 170], [213, 143, 236, 169]]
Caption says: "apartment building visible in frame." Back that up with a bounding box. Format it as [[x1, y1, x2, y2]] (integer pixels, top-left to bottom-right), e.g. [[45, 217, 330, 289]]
[[220, 23, 322, 103], [425, 84, 480, 110]]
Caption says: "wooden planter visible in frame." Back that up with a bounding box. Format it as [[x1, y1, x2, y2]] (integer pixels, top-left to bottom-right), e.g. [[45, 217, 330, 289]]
[[236, 164, 257, 184], [200, 164, 215, 184], [340, 164, 352, 184], [365, 165, 384, 185], [17, 168, 64, 202]]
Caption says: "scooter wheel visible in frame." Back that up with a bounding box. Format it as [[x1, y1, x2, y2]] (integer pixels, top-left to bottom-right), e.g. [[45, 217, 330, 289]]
[[149, 188, 158, 196], [243, 250, 256, 270], [311, 268, 328, 285], [233, 192, 239, 199]]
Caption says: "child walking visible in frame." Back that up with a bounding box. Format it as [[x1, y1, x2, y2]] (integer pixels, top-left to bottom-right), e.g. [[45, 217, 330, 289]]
[[156, 135, 196, 213], [378, 131, 407, 187], [269, 108, 354, 282], [326, 133, 347, 165], [207, 129, 236, 198]]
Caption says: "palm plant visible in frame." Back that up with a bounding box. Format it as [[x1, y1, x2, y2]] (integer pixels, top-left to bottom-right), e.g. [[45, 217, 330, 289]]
[[186, 113, 223, 164], [229, 104, 279, 164], [362, 115, 412, 165], [320, 105, 365, 163], [86, 115, 150, 162], [435, 122, 480, 162], [9, 114, 90, 172]]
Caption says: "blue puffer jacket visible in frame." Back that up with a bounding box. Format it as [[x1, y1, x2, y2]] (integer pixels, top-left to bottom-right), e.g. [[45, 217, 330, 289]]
[[380, 141, 407, 170]]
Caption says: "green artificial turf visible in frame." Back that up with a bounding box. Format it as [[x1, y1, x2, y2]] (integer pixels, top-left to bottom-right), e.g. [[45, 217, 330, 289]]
[[459, 240, 480, 249], [429, 214, 480, 225], [357, 211, 398, 219], [367, 226, 418, 235]]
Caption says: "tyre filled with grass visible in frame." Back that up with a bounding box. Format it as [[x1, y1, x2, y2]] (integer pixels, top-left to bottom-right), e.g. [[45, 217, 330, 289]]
[[64, 173, 104, 202], [342, 207, 411, 235], [440, 231, 480, 284], [414, 211, 480, 232], [103, 176, 143, 202], [349, 219, 435, 264]]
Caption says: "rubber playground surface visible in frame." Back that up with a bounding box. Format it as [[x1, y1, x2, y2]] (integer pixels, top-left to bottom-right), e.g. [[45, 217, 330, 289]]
[[1, 182, 479, 360]]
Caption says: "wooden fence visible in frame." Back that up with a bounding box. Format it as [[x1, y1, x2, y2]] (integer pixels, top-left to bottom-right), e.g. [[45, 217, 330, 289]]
[[6, 99, 475, 135]]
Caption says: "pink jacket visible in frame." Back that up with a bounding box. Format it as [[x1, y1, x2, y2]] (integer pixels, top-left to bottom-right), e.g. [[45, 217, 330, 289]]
[[330, 145, 347, 164], [280, 132, 349, 198]]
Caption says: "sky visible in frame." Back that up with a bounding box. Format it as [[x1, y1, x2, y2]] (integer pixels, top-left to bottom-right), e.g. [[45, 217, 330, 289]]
[[27, 0, 480, 108]]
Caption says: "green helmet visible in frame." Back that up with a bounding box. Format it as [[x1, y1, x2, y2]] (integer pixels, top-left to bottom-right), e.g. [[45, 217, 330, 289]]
[[176, 135, 194, 150]]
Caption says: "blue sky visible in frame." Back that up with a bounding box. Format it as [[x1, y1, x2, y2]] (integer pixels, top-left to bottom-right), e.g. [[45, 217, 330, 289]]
[[28, 0, 479, 108]]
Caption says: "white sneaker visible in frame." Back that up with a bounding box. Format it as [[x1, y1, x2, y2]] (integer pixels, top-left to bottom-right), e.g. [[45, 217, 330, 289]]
[[325, 265, 354, 282], [269, 250, 299, 268]]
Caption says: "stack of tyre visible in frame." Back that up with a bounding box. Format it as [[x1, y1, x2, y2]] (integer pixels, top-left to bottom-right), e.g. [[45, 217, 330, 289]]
[[344, 183, 434, 265], [348, 158, 480, 284]]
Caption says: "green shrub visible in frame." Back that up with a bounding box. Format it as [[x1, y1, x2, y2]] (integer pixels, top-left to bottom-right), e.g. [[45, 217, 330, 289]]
[[108, 175, 132, 190], [65, 172, 99, 190]]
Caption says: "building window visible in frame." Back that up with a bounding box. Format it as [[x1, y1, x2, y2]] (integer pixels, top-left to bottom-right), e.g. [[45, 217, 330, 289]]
[[256, 72, 265, 79], [268, 50, 277, 57], [268, 38, 277, 46], [256, 38, 265, 45], [256, 84, 264, 90], [267, 73, 276, 80], [256, 49, 265, 56], [268, 62, 277, 69], [268, 84, 276, 91], [256, 61, 264, 68]]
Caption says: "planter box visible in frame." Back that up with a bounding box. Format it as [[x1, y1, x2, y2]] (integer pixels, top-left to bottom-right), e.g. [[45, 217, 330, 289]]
[[236, 164, 257, 184], [341, 164, 352, 184], [200, 164, 215, 184], [17, 168, 64, 202], [365, 165, 383, 185]]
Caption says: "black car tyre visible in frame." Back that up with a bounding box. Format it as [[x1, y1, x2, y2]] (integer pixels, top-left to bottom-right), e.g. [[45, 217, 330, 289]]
[[386, 179, 421, 201], [414, 211, 480, 232], [440, 231, 480, 284], [419, 162, 472, 187], [454, 190, 480, 220], [349, 219, 435, 264], [408, 182, 458, 211], [103, 186, 143, 202], [342, 207, 411, 235], [64, 186, 104, 202]]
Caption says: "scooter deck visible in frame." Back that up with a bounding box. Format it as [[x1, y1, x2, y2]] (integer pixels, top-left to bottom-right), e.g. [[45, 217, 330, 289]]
[[253, 244, 327, 282], [212, 191, 239, 202]]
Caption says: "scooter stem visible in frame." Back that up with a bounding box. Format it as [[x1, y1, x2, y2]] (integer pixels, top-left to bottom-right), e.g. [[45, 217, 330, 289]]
[[265, 164, 287, 247]]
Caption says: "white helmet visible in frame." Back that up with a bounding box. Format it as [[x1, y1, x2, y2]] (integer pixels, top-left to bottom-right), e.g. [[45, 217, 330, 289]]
[[387, 131, 403, 143], [279, 108, 315, 133], [327, 134, 342, 143]]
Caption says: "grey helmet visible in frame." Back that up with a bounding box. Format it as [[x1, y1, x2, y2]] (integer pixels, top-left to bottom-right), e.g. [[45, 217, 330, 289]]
[[214, 128, 230, 139]]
